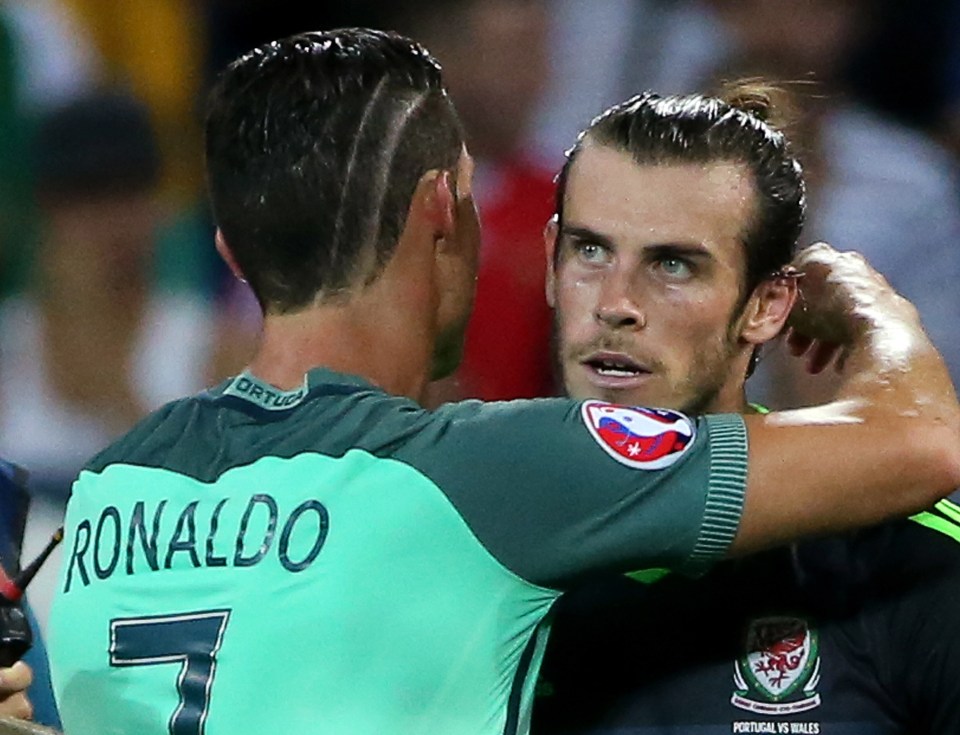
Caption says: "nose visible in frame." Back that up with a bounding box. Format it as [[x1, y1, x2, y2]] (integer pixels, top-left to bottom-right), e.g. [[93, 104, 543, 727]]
[[594, 269, 646, 330]]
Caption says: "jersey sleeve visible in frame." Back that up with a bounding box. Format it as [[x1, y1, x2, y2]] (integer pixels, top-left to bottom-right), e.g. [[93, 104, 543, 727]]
[[397, 397, 747, 589]]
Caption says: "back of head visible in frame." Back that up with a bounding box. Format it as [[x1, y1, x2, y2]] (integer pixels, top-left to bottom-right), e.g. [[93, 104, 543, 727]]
[[205, 28, 465, 314], [556, 80, 806, 294]]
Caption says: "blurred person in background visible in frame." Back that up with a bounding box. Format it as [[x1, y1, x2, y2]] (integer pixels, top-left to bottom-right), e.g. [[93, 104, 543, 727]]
[[532, 84, 960, 735], [56, 0, 206, 202], [386, 0, 560, 402], [0, 89, 216, 633], [58, 0, 275, 379], [0, 0, 101, 297]]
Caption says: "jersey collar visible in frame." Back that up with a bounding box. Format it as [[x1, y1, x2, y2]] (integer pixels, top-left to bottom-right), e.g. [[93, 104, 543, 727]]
[[215, 368, 379, 411]]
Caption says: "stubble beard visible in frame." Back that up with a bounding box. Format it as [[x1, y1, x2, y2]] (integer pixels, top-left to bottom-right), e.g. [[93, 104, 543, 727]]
[[673, 329, 740, 415]]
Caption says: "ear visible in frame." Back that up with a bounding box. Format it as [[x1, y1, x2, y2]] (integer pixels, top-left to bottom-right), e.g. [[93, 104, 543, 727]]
[[413, 145, 476, 254], [431, 169, 458, 248], [737, 275, 798, 346], [405, 168, 457, 252], [454, 144, 475, 205], [544, 215, 559, 308], [215, 229, 247, 283]]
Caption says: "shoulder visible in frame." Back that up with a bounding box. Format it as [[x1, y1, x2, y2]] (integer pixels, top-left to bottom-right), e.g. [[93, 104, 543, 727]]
[[805, 489, 960, 592], [414, 397, 707, 469], [77, 388, 544, 481], [901, 490, 960, 562], [82, 394, 205, 475]]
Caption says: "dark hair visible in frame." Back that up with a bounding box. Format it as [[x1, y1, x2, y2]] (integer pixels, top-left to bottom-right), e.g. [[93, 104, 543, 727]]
[[205, 28, 464, 313], [555, 81, 806, 296], [33, 89, 162, 199]]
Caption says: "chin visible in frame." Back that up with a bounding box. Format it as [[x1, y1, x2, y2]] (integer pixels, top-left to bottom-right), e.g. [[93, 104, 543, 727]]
[[572, 376, 663, 410], [606, 387, 687, 412], [611, 391, 666, 409]]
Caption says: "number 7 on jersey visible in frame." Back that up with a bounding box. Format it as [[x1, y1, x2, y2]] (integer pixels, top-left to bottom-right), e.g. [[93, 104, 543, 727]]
[[110, 610, 231, 735]]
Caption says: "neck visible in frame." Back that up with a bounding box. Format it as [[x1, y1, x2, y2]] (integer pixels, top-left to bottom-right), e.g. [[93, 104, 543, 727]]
[[247, 293, 436, 402], [702, 383, 753, 415], [700, 345, 755, 414]]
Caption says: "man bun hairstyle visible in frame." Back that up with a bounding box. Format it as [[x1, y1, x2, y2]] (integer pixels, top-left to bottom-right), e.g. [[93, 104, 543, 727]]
[[717, 79, 797, 131], [205, 28, 465, 314]]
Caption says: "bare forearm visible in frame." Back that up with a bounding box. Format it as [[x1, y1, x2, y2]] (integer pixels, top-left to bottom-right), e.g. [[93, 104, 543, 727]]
[[733, 416, 960, 554], [836, 292, 959, 427]]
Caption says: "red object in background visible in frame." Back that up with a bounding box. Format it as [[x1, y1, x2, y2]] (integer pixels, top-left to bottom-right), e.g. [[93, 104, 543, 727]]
[[456, 158, 558, 400]]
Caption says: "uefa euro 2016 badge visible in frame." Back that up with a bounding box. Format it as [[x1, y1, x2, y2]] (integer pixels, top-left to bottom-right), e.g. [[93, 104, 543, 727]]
[[580, 401, 695, 470], [732, 617, 822, 716]]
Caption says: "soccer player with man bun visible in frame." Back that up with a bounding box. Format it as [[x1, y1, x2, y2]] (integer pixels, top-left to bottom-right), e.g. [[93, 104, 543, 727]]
[[534, 82, 960, 734], [47, 30, 960, 735]]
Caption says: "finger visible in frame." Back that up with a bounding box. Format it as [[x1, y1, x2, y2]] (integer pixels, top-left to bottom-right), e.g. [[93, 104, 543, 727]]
[[0, 664, 32, 694], [786, 329, 813, 356], [835, 346, 850, 373], [456, 144, 474, 201], [0, 694, 32, 722], [0, 720, 56, 735], [0, 716, 57, 735], [807, 340, 841, 375], [792, 241, 835, 267]]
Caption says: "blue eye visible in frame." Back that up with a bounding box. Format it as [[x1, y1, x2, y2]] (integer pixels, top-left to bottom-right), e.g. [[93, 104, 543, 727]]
[[575, 242, 610, 264], [658, 258, 692, 279]]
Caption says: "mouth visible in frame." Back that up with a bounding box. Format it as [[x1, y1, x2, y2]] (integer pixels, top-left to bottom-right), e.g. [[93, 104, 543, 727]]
[[581, 352, 652, 387]]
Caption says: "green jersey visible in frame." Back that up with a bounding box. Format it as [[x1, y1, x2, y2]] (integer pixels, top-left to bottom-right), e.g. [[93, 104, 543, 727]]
[[49, 368, 747, 735]]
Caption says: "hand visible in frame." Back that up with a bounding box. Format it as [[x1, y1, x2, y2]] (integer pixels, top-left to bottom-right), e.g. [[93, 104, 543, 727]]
[[785, 242, 918, 375], [0, 663, 32, 721]]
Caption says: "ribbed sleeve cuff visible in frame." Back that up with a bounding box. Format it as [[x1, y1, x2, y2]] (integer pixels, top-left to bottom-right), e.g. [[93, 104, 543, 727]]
[[688, 413, 748, 564]]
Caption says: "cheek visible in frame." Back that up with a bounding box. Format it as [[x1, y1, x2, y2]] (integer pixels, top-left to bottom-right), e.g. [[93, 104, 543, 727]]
[[554, 277, 598, 335], [654, 300, 731, 352]]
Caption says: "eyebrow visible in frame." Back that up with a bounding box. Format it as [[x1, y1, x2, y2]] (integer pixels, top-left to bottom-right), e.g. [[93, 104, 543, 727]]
[[558, 224, 615, 249], [560, 223, 714, 261]]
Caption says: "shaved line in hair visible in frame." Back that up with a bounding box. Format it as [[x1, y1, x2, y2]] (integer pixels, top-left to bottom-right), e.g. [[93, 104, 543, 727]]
[[331, 75, 390, 266], [362, 91, 430, 275]]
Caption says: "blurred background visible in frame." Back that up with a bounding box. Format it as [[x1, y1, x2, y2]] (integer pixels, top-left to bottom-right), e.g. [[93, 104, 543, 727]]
[[1, 0, 959, 634]]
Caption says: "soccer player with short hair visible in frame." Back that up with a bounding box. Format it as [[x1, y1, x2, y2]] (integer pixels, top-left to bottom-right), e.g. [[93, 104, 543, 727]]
[[534, 84, 960, 734], [47, 30, 960, 735]]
